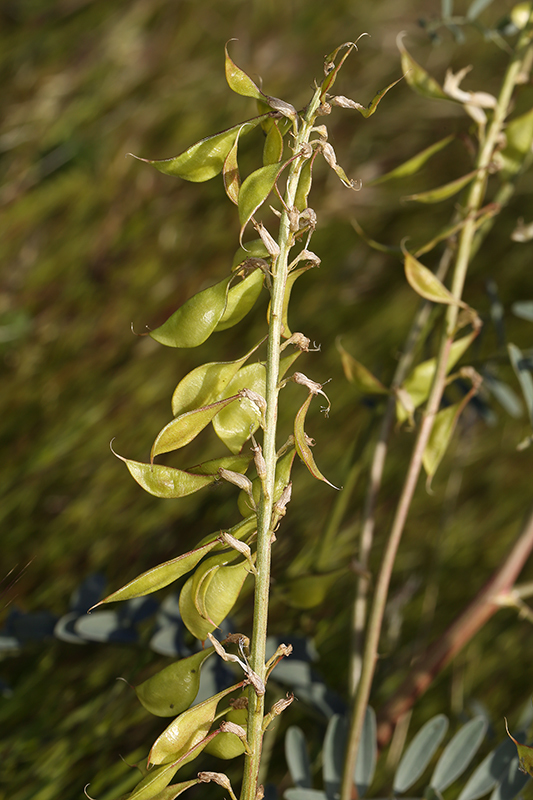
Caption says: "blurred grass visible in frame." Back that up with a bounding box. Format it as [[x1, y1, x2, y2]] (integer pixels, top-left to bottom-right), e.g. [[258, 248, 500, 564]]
[[2, 0, 533, 798]]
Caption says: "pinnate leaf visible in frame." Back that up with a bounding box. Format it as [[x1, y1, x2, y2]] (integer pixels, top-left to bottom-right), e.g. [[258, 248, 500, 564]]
[[508, 343, 533, 426], [430, 716, 488, 792], [285, 726, 312, 789], [393, 714, 449, 793]]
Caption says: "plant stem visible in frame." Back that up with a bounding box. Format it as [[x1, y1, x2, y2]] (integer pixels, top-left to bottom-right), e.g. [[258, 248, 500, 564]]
[[350, 244, 455, 694], [340, 23, 533, 800], [240, 86, 323, 800]]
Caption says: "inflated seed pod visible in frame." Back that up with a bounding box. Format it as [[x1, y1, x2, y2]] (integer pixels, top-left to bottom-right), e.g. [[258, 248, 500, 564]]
[[179, 559, 250, 641], [204, 706, 248, 759], [135, 647, 214, 717], [148, 682, 242, 767]]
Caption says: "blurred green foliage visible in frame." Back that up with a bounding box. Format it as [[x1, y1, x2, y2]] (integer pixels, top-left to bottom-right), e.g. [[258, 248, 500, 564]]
[[2, 1, 533, 799]]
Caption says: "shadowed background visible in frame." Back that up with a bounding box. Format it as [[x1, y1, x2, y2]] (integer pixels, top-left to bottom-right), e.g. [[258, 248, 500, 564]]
[[2, 1, 533, 799]]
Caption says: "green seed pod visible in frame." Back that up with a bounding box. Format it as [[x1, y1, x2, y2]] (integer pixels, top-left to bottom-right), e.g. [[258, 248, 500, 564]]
[[130, 116, 267, 182], [135, 647, 214, 717], [148, 682, 242, 767], [179, 558, 250, 641], [214, 268, 265, 332], [171, 341, 262, 417], [231, 239, 269, 269], [149, 276, 231, 348], [151, 395, 240, 459], [204, 707, 248, 759], [213, 363, 267, 453], [263, 122, 284, 166]]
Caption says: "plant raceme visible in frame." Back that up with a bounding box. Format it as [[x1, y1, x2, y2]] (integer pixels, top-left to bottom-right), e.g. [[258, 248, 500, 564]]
[[88, 41, 399, 800]]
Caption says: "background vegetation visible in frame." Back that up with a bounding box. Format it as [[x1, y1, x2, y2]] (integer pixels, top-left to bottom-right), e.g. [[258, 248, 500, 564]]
[[2, 1, 533, 799]]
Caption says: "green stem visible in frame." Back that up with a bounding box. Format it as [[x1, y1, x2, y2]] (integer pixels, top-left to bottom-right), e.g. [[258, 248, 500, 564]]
[[340, 22, 533, 800], [240, 86, 323, 800]]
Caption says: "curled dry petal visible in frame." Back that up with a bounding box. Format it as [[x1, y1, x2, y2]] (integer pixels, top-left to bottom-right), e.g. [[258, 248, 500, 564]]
[[443, 66, 497, 108]]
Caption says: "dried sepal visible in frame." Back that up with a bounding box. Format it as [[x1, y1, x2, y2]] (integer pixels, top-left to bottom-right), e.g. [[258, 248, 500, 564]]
[[219, 533, 257, 575], [262, 693, 295, 732], [265, 643, 293, 676], [239, 387, 267, 421], [219, 468, 255, 496], [253, 220, 281, 259], [281, 332, 311, 352], [197, 772, 233, 793], [272, 482, 292, 523], [251, 437, 267, 481]]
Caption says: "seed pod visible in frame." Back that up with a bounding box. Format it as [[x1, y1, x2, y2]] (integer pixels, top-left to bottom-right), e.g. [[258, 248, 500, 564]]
[[135, 647, 214, 717], [151, 395, 240, 459], [179, 558, 250, 641], [148, 682, 243, 767], [149, 276, 232, 348], [294, 394, 339, 490], [204, 706, 249, 759], [171, 340, 262, 417], [91, 539, 219, 608], [213, 363, 267, 453], [129, 116, 268, 183], [215, 268, 265, 332], [128, 768, 197, 800]]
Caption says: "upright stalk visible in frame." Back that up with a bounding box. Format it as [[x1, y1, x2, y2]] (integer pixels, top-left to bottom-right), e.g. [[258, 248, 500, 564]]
[[340, 22, 533, 800], [240, 85, 324, 800]]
